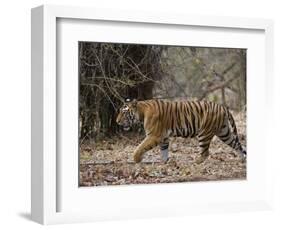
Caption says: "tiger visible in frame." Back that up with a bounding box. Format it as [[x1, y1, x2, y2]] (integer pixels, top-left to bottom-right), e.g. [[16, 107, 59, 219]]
[[116, 99, 246, 164]]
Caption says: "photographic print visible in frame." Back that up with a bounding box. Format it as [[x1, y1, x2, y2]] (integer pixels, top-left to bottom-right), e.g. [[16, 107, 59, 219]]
[[79, 42, 246, 187]]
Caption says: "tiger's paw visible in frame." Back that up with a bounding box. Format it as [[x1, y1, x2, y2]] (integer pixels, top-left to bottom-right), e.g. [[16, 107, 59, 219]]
[[134, 154, 142, 163], [195, 155, 208, 164]]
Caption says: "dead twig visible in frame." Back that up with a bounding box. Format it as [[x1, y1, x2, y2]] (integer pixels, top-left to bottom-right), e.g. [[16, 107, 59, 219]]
[[80, 160, 163, 166], [199, 74, 240, 100]]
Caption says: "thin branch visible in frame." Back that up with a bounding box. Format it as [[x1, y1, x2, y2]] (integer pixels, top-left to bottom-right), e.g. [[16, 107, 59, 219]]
[[92, 51, 125, 102], [199, 74, 240, 100], [80, 160, 163, 166], [86, 83, 119, 110], [82, 60, 98, 67], [82, 77, 134, 86]]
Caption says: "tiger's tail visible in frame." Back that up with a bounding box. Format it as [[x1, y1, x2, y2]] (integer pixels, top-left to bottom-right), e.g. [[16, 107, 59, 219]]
[[225, 108, 247, 158]]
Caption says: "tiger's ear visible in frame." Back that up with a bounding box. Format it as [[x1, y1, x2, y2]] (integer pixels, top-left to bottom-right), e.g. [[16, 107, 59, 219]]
[[131, 99, 137, 108]]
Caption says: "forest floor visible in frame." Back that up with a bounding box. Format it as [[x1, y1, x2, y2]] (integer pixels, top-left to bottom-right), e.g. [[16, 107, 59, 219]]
[[80, 111, 246, 186]]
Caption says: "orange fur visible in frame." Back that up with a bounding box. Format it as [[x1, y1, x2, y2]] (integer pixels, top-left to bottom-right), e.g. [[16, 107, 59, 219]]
[[116, 99, 245, 163]]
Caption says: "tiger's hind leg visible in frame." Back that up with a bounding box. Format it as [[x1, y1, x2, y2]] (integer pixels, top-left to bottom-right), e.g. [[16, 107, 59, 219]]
[[216, 121, 246, 159], [195, 133, 214, 164], [133, 135, 161, 163], [159, 137, 169, 162]]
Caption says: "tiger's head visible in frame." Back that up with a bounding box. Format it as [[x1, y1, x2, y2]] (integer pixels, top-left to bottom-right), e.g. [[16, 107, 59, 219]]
[[116, 99, 140, 131]]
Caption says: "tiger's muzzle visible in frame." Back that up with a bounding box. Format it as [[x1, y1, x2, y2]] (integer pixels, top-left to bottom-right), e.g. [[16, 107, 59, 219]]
[[116, 118, 131, 131]]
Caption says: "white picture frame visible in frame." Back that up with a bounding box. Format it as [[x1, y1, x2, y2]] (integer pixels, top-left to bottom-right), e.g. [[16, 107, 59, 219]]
[[31, 5, 274, 225]]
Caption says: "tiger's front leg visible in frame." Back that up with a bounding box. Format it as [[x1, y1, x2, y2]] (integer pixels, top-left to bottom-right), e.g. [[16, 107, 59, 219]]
[[133, 135, 161, 163]]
